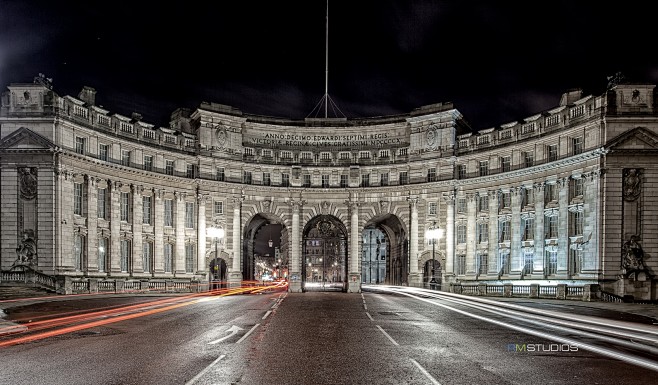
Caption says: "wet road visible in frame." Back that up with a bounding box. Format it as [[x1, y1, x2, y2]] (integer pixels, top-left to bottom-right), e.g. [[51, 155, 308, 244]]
[[1, 289, 657, 385]]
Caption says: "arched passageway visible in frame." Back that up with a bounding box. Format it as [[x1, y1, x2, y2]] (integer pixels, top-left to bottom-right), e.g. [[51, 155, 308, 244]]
[[302, 215, 348, 292], [362, 214, 408, 286]]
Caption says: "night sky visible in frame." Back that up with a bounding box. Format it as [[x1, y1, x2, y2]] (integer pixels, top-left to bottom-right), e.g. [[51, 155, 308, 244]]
[[2, 1, 657, 130]]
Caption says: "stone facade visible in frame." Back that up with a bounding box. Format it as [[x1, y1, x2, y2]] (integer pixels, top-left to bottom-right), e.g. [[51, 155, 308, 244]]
[[0, 74, 656, 299]]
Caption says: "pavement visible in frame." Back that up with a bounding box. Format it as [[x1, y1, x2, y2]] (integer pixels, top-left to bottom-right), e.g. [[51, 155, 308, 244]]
[[1, 289, 657, 336]]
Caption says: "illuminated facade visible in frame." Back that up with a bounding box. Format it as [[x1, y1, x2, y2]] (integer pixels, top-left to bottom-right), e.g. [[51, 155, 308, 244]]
[[1, 74, 656, 300]]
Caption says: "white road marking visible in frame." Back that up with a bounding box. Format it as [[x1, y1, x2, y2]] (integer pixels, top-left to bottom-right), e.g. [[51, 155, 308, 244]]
[[376, 325, 399, 346], [208, 325, 243, 345], [236, 323, 260, 344], [410, 358, 442, 385], [365, 312, 374, 321], [262, 310, 272, 320], [184, 354, 226, 385]]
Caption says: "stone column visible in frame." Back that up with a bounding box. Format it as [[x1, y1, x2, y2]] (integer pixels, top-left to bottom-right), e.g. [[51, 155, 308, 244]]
[[558, 177, 569, 275], [86, 176, 99, 272], [197, 194, 207, 277], [488, 189, 499, 275], [289, 199, 304, 293], [407, 196, 421, 287], [154, 190, 164, 273], [348, 200, 361, 293], [110, 181, 122, 273], [228, 195, 244, 287], [175, 192, 186, 275], [443, 192, 455, 284], [533, 183, 545, 275], [132, 184, 144, 274], [511, 187, 522, 275], [466, 193, 476, 275]]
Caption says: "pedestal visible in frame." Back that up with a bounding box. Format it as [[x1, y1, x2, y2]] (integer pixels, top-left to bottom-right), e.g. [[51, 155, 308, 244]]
[[228, 271, 243, 288]]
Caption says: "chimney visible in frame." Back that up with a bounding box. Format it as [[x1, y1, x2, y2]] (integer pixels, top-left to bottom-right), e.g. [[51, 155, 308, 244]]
[[78, 86, 96, 106]]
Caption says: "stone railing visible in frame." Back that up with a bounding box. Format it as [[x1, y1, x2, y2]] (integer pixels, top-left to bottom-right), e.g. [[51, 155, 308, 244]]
[[449, 283, 601, 302]]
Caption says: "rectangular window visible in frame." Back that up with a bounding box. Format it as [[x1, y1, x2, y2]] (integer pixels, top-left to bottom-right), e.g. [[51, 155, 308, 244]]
[[320, 152, 331, 160], [243, 171, 252, 184], [99, 144, 109, 161], [121, 150, 131, 167], [457, 225, 467, 244], [321, 174, 329, 188], [143, 242, 153, 273], [477, 253, 488, 275], [524, 252, 534, 274], [281, 151, 293, 159], [74, 182, 84, 216], [143, 155, 153, 171], [457, 198, 466, 213], [74, 235, 84, 271], [479, 161, 488, 177], [302, 174, 311, 187], [477, 223, 488, 243], [340, 174, 348, 188], [98, 237, 107, 273], [457, 255, 466, 275], [186, 164, 196, 178], [185, 243, 195, 273], [478, 195, 488, 212], [380, 172, 389, 186], [499, 221, 511, 242], [547, 215, 559, 238], [214, 201, 223, 215], [361, 174, 370, 187], [572, 136, 583, 155], [428, 202, 437, 216], [263, 172, 271, 186], [523, 187, 535, 207], [427, 167, 436, 182], [185, 202, 194, 228], [572, 178, 584, 198], [164, 199, 174, 227], [282, 173, 290, 187], [120, 240, 131, 273], [398, 148, 408, 156], [164, 243, 173, 273], [547, 250, 558, 275], [244, 148, 254, 156], [545, 183, 557, 203], [359, 151, 370, 159], [523, 218, 534, 240], [121, 192, 130, 222], [97, 188, 106, 219], [216, 167, 225, 181], [548, 145, 558, 162], [500, 192, 511, 209], [572, 211, 584, 236], [142, 196, 152, 225], [165, 160, 174, 175], [523, 151, 534, 168], [379, 150, 390, 158], [457, 164, 466, 179], [399, 171, 408, 185], [500, 252, 510, 275], [75, 136, 86, 155], [501, 156, 511, 172]]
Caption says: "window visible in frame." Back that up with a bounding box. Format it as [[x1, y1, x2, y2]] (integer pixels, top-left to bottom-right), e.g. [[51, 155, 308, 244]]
[[457, 164, 466, 179], [142, 196, 152, 225], [499, 220, 511, 242], [427, 167, 436, 182], [456, 224, 467, 244], [75, 136, 86, 155], [477, 253, 488, 275], [214, 201, 223, 215], [243, 171, 252, 184], [300, 152, 312, 160], [185, 202, 194, 228], [399, 171, 408, 185], [339, 152, 351, 160], [571, 178, 584, 200], [74, 234, 84, 271], [281, 151, 293, 159], [164, 199, 174, 227], [164, 243, 173, 273], [97, 188, 106, 219], [523, 217, 534, 241], [379, 150, 389, 158], [216, 167, 225, 181], [500, 192, 511, 209], [165, 160, 174, 175], [456, 255, 466, 275], [263, 172, 271, 186], [545, 183, 558, 203], [380, 172, 389, 186], [521, 122, 535, 134], [546, 214, 559, 238], [120, 192, 131, 222], [282, 173, 290, 187], [121, 150, 131, 166], [548, 145, 558, 162], [143, 242, 153, 273], [428, 202, 437, 216], [321, 152, 331, 161], [244, 148, 254, 156], [457, 198, 466, 214], [523, 187, 535, 207], [98, 237, 108, 273], [500, 252, 510, 275], [523, 251, 534, 274], [523, 151, 534, 168], [479, 161, 488, 177], [477, 223, 488, 243], [321, 174, 329, 188], [361, 174, 370, 187], [500, 156, 511, 172], [74, 182, 84, 216], [120, 239, 131, 273], [571, 210, 584, 236], [262, 149, 272, 158], [185, 243, 195, 273], [340, 174, 348, 188], [186, 164, 196, 178], [572, 136, 583, 155], [398, 148, 408, 156], [99, 144, 109, 161], [359, 151, 370, 159], [546, 250, 558, 275], [143, 155, 153, 171], [302, 174, 311, 187], [545, 114, 560, 127], [478, 195, 488, 212]]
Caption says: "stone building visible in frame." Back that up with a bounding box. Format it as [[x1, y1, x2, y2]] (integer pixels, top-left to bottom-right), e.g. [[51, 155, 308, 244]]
[[0, 74, 656, 300]]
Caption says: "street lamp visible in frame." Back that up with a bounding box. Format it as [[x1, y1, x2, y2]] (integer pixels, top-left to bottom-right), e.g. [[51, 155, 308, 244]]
[[425, 222, 444, 290], [206, 226, 225, 290]]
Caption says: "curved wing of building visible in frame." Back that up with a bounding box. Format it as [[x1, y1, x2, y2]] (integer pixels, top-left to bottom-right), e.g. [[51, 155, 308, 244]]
[[1, 74, 655, 301]]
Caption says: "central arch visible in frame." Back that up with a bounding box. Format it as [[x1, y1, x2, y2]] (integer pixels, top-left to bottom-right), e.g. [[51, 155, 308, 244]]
[[302, 215, 348, 292], [362, 214, 409, 286]]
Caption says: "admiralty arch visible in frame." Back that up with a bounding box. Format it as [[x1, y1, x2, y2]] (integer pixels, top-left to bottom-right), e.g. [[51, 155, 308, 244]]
[[1, 74, 656, 301]]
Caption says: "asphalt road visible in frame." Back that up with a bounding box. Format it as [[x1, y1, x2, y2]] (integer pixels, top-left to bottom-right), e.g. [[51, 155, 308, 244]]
[[0, 290, 657, 385]]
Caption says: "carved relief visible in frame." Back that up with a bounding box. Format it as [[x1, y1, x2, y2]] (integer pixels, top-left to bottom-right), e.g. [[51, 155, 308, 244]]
[[15, 229, 37, 265], [19, 167, 37, 200], [623, 168, 641, 202]]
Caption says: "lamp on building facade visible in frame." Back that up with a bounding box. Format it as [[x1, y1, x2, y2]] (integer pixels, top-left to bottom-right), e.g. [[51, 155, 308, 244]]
[[425, 221, 444, 290], [206, 226, 225, 290]]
